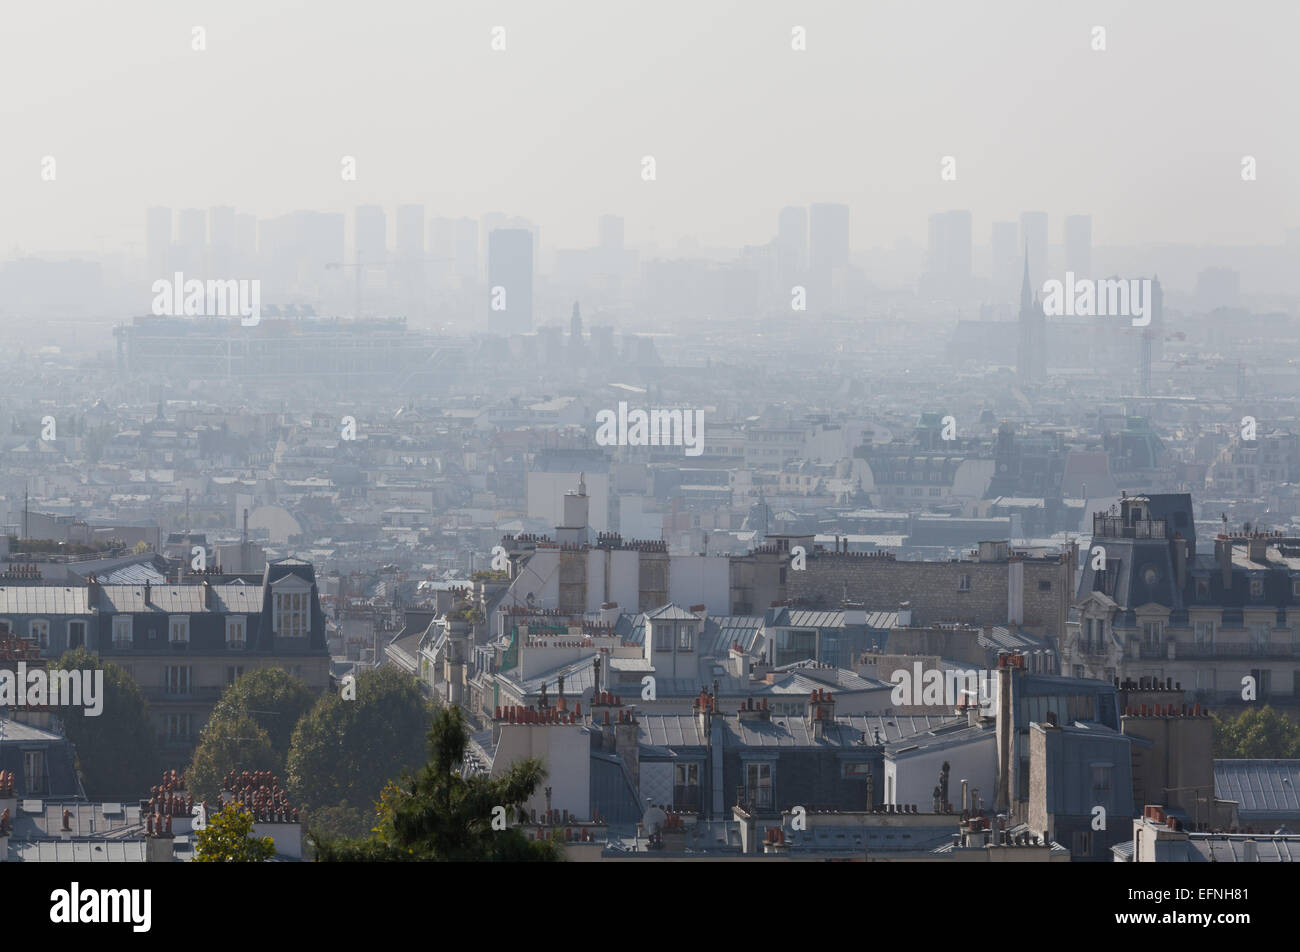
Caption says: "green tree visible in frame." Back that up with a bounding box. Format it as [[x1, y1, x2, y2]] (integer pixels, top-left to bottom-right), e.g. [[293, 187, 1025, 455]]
[[53, 647, 159, 799], [1213, 705, 1300, 758], [286, 667, 431, 817], [207, 668, 315, 769], [187, 714, 279, 801], [314, 705, 561, 862], [194, 803, 276, 862], [304, 802, 371, 842]]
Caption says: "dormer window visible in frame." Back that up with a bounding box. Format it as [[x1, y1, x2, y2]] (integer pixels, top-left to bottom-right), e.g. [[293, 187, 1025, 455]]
[[169, 615, 189, 644], [679, 624, 695, 651], [1250, 579, 1264, 598], [226, 616, 246, 650], [275, 591, 308, 637]]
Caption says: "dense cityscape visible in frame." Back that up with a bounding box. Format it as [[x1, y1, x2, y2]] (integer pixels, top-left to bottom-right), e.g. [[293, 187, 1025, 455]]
[[3, 0, 1293, 934]]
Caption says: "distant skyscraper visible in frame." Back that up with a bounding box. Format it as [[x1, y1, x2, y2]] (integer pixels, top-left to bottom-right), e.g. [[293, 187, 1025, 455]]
[[809, 203, 850, 271], [1019, 211, 1048, 291], [926, 210, 972, 281], [354, 205, 387, 266], [990, 221, 1018, 295], [175, 208, 206, 274], [1064, 214, 1092, 278], [775, 205, 808, 274], [395, 204, 425, 259], [146, 206, 172, 276], [809, 203, 849, 312], [208, 206, 236, 275], [598, 215, 624, 251], [430, 217, 478, 281], [1016, 252, 1046, 383], [235, 214, 257, 263], [488, 228, 533, 335]]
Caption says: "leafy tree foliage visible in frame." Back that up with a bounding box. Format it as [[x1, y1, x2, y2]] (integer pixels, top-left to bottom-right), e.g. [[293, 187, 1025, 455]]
[[286, 667, 431, 817], [304, 802, 371, 842], [193, 803, 276, 862], [1213, 705, 1300, 758], [314, 705, 561, 862], [208, 668, 315, 767], [187, 714, 278, 800], [52, 647, 159, 799]]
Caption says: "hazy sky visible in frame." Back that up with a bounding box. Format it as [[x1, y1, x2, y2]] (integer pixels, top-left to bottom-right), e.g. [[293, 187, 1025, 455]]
[[3, 0, 1297, 256]]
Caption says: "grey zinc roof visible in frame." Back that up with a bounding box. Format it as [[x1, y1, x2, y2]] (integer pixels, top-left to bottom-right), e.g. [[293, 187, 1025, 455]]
[[638, 714, 708, 747], [728, 713, 962, 748], [782, 610, 844, 629], [1189, 835, 1300, 862], [96, 584, 208, 613], [10, 840, 149, 862], [0, 585, 91, 615], [703, 615, 764, 655], [643, 604, 701, 621], [210, 583, 263, 612], [1214, 760, 1300, 820]]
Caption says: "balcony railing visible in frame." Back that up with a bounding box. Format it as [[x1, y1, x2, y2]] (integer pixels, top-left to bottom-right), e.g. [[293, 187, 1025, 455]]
[[1093, 515, 1167, 539], [1168, 642, 1298, 660]]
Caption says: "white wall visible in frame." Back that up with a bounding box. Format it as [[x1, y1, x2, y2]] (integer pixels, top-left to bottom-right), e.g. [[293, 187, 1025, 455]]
[[493, 723, 591, 819], [887, 734, 996, 811]]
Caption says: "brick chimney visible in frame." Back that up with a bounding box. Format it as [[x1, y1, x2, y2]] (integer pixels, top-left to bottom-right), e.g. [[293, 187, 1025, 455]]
[[806, 688, 836, 739]]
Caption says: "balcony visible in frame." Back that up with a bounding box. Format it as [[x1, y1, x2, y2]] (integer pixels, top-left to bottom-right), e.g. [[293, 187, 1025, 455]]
[[1168, 642, 1299, 660]]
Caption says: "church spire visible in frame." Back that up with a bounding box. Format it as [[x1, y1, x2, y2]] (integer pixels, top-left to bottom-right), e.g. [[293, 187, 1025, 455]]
[[1020, 245, 1033, 311]]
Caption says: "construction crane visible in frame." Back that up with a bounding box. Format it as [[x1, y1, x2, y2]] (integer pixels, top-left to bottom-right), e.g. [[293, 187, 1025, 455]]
[[326, 256, 452, 318]]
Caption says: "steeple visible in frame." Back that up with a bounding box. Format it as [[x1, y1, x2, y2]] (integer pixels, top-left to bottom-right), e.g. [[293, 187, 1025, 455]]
[[1020, 246, 1033, 312]]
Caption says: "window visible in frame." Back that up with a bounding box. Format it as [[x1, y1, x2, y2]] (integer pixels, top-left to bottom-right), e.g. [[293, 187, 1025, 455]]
[[842, 762, 872, 778], [169, 615, 189, 644], [1196, 578, 1210, 597], [1072, 831, 1093, 858], [163, 714, 193, 740], [745, 763, 773, 811], [112, 615, 133, 649], [1251, 624, 1270, 651], [1090, 763, 1112, 800], [1294, 579, 1300, 597], [653, 623, 673, 652], [674, 763, 700, 810], [1038, 580, 1052, 592], [29, 620, 49, 649], [1142, 622, 1163, 649], [165, 665, 192, 695], [0, 620, 10, 636], [1250, 579, 1264, 598], [23, 750, 47, 795], [678, 624, 694, 651], [274, 591, 308, 638], [226, 616, 246, 650], [226, 666, 245, 685], [957, 574, 971, 592], [1194, 621, 1214, 646], [68, 620, 85, 649]]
